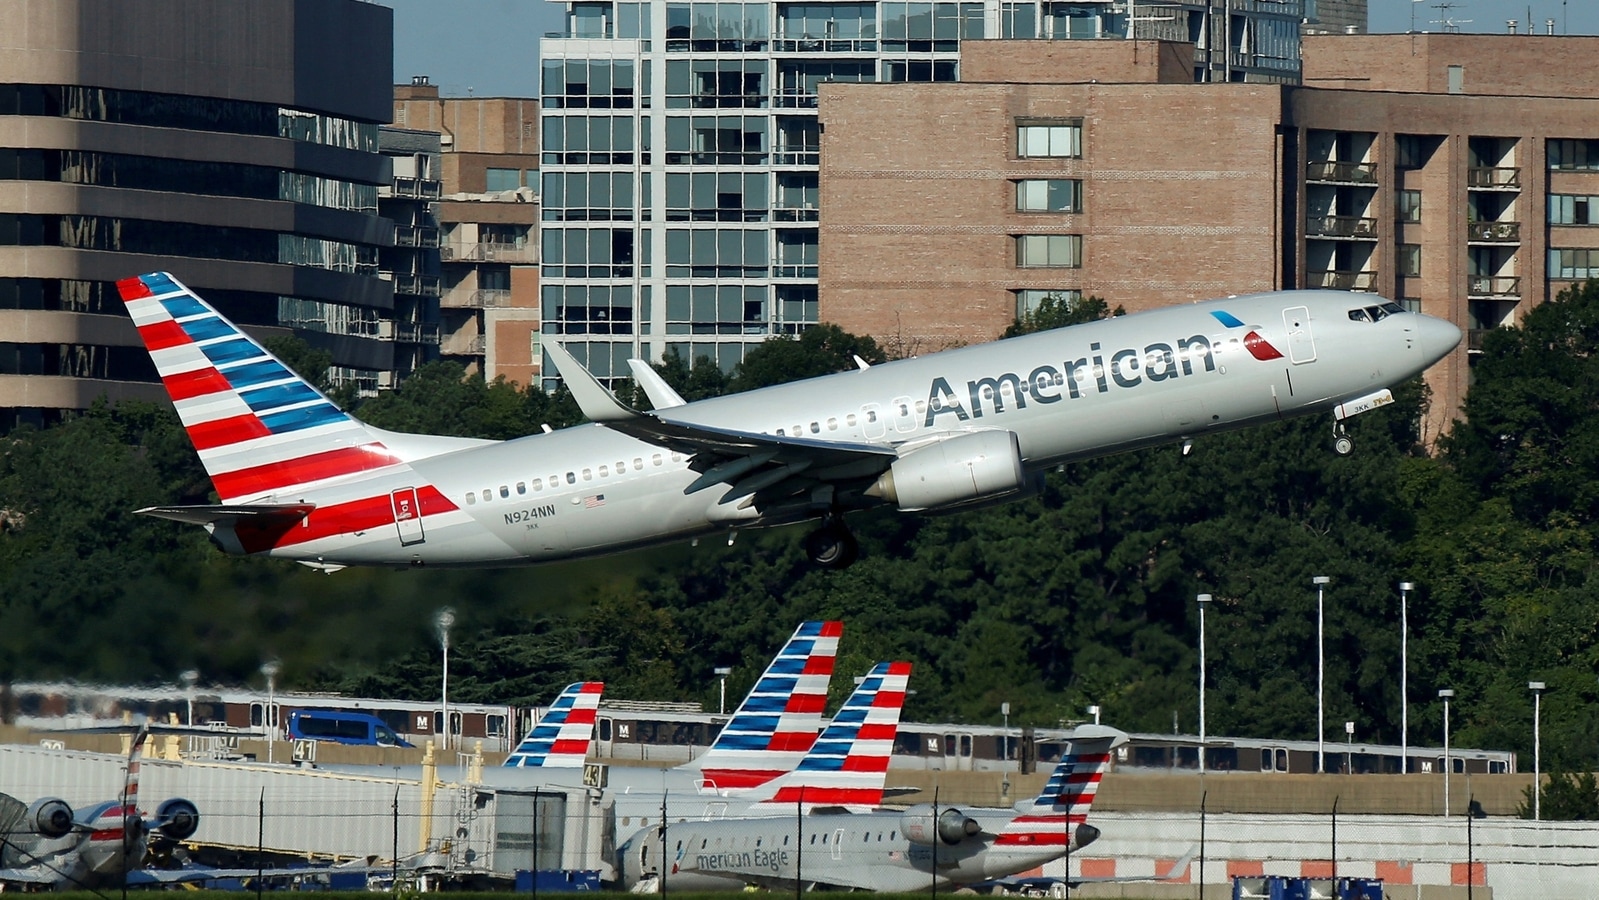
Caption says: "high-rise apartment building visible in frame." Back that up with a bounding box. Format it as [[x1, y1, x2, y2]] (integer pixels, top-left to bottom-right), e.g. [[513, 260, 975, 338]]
[[394, 78, 540, 385], [815, 34, 1599, 440], [538, 0, 1311, 387], [0, 0, 395, 430]]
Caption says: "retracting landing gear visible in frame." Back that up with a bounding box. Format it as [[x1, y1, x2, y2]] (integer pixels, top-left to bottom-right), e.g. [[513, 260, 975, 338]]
[[1332, 419, 1354, 456], [803, 515, 859, 570]]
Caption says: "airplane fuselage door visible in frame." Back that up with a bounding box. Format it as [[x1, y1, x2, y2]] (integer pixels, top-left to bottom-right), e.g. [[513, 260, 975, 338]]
[[391, 487, 426, 545], [1283, 306, 1317, 364]]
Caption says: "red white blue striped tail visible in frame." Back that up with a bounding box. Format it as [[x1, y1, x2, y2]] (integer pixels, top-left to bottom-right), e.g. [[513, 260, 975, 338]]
[[996, 726, 1127, 847], [504, 682, 604, 768], [117, 272, 402, 503], [686, 620, 842, 792], [748, 660, 911, 812]]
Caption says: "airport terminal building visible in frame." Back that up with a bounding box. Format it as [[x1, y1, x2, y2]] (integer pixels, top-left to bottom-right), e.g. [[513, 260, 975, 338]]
[[0, 0, 396, 430]]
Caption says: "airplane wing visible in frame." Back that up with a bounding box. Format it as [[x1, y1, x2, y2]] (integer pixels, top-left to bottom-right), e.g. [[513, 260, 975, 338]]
[[135, 504, 315, 527], [0, 866, 59, 886], [124, 864, 375, 886], [546, 342, 897, 506]]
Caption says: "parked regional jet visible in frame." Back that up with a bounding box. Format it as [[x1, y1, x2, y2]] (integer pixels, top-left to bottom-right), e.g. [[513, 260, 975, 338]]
[[120, 272, 1460, 569], [618, 726, 1128, 893], [502, 681, 604, 768], [615, 660, 912, 891]]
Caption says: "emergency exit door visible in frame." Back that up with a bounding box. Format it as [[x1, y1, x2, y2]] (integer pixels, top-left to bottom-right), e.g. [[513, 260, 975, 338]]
[[391, 487, 426, 546]]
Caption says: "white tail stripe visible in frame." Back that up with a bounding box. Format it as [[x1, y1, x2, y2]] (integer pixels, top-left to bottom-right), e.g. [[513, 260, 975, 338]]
[[195, 421, 370, 467], [149, 343, 213, 377]]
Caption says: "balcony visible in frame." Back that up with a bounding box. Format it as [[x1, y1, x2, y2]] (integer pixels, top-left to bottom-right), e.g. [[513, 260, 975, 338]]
[[773, 206, 820, 222], [383, 177, 443, 200], [1468, 275, 1521, 298], [772, 149, 820, 166], [442, 334, 487, 356], [771, 37, 879, 52], [441, 241, 537, 263], [1468, 167, 1521, 189], [773, 92, 819, 109], [1306, 270, 1378, 291], [1306, 215, 1379, 239], [394, 225, 440, 249], [390, 273, 441, 297], [1466, 220, 1520, 243], [1305, 161, 1378, 184], [772, 264, 819, 278], [1467, 329, 1491, 353]]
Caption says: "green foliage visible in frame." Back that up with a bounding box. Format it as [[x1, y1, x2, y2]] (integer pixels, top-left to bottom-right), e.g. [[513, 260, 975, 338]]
[[1519, 770, 1599, 820], [263, 335, 334, 395], [728, 324, 888, 391], [1004, 294, 1124, 338]]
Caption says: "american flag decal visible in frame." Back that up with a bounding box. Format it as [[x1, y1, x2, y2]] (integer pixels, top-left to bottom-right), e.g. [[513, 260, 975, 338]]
[[584, 494, 606, 508]]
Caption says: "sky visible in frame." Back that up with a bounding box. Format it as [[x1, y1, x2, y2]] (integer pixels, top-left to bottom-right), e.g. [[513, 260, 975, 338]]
[[386, 0, 1599, 99]]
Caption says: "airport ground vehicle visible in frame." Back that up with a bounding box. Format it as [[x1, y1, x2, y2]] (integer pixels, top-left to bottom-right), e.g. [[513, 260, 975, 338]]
[[287, 709, 414, 747]]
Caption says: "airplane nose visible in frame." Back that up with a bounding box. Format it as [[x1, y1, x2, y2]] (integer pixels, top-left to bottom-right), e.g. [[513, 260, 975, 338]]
[[1415, 313, 1463, 364]]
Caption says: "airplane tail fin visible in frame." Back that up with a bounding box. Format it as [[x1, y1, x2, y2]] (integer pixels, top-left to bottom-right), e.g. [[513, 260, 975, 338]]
[[503, 682, 604, 768], [747, 660, 911, 811], [117, 272, 466, 503], [682, 620, 842, 790], [997, 725, 1126, 846]]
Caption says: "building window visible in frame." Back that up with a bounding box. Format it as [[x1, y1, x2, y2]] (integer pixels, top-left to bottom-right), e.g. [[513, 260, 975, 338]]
[[486, 168, 522, 192], [1016, 179, 1082, 213], [1015, 234, 1082, 268], [1549, 195, 1599, 226], [1550, 248, 1599, 280], [1013, 288, 1083, 317], [1397, 190, 1421, 223], [1016, 120, 1082, 159], [1399, 243, 1421, 277], [1549, 139, 1599, 171]]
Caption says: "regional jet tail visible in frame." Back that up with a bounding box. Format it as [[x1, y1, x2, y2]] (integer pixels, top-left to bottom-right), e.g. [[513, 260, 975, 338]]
[[503, 682, 604, 768], [744, 660, 911, 812], [122, 272, 1461, 571], [680, 620, 842, 792]]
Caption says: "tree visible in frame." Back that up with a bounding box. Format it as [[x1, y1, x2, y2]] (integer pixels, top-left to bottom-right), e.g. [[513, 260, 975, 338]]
[[1003, 294, 1124, 338], [729, 324, 887, 392]]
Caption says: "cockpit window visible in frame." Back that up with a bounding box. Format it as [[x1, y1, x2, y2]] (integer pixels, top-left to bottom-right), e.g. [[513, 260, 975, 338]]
[[1349, 302, 1409, 323]]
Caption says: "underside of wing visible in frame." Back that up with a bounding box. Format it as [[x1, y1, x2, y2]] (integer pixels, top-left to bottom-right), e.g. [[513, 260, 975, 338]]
[[0, 867, 58, 885], [135, 504, 316, 528]]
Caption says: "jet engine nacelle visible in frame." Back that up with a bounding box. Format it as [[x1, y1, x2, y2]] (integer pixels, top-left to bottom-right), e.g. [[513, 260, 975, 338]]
[[155, 798, 200, 841], [900, 804, 981, 846], [867, 430, 1025, 512], [1073, 823, 1102, 851], [26, 798, 74, 839]]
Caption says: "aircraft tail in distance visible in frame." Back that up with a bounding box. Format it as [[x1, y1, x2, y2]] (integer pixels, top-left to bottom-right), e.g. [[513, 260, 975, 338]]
[[997, 725, 1127, 847], [504, 682, 605, 768], [117, 272, 487, 505], [684, 620, 842, 790], [748, 660, 911, 811]]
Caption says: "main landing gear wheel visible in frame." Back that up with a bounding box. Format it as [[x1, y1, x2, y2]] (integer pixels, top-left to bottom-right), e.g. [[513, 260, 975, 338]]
[[804, 518, 859, 570], [1333, 421, 1354, 456]]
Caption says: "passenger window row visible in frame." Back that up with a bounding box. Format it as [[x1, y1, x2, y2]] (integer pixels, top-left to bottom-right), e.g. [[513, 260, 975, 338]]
[[461, 451, 683, 506]]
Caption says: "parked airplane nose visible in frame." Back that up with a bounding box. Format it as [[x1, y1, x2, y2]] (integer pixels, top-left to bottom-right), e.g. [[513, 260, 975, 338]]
[[1416, 313, 1463, 364]]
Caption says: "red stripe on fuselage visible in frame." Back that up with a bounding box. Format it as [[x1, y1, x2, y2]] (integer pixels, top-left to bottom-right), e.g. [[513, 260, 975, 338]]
[[188, 414, 272, 450], [138, 319, 191, 352], [163, 367, 233, 401], [235, 485, 458, 554], [211, 445, 403, 500]]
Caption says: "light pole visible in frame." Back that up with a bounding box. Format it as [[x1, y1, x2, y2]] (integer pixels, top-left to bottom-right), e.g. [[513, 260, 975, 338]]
[[260, 660, 280, 764], [714, 667, 732, 716], [1087, 705, 1101, 725], [1529, 681, 1546, 820], [180, 669, 199, 726], [1198, 593, 1211, 774], [1439, 688, 1455, 815], [1399, 581, 1414, 774], [1344, 721, 1354, 774], [1313, 576, 1330, 773], [1001, 702, 1011, 769], [436, 607, 456, 751]]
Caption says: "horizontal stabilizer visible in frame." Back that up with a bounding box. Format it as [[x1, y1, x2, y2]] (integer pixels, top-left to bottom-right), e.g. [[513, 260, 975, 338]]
[[136, 503, 315, 527]]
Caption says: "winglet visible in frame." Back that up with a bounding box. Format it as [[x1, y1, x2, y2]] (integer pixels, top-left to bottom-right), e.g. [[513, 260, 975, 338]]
[[543, 341, 639, 423], [627, 359, 688, 410]]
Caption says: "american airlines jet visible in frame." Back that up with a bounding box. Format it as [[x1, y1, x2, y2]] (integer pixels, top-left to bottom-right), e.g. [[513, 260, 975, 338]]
[[119, 273, 1461, 569]]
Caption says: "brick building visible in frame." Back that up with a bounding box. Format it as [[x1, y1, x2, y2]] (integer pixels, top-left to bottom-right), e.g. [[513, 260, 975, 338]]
[[817, 34, 1599, 439]]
